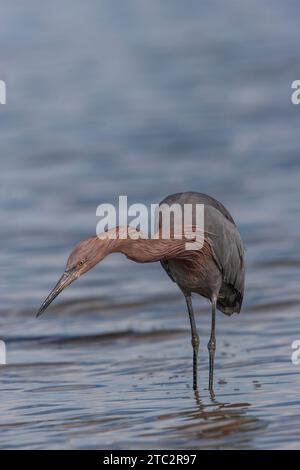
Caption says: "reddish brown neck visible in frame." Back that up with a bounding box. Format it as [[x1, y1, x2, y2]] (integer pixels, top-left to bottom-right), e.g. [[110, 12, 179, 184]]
[[98, 226, 186, 263], [116, 237, 186, 263]]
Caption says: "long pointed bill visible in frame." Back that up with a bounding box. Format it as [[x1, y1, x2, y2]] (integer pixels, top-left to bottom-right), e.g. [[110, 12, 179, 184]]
[[36, 270, 76, 318]]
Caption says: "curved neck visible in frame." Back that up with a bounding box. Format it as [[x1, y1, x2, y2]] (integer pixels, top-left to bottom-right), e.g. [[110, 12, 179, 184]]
[[99, 226, 186, 263], [118, 237, 186, 263]]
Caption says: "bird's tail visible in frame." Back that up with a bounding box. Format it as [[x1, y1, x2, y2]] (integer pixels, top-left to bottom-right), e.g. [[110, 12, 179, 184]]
[[217, 286, 243, 316]]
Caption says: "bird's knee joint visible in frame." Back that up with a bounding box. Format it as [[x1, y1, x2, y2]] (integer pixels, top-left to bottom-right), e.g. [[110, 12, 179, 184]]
[[191, 334, 199, 350], [207, 339, 216, 352]]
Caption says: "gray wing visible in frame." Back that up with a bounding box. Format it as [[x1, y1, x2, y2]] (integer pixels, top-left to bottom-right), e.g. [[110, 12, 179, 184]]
[[159, 192, 245, 312], [209, 211, 245, 312]]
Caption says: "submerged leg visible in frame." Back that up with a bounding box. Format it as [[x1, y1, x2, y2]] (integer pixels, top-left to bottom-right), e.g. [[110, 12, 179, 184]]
[[185, 295, 199, 390], [208, 298, 217, 398]]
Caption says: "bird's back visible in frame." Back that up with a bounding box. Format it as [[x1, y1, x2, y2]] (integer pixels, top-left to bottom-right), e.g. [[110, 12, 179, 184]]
[[159, 192, 245, 315], [160, 191, 236, 225]]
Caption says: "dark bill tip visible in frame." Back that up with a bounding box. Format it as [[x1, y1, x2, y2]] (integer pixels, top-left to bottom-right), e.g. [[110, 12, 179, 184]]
[[36, 271, 74, 319]]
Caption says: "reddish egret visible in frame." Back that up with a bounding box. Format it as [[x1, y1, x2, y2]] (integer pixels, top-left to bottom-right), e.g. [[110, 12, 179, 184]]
[[37, 192, 245, 395]]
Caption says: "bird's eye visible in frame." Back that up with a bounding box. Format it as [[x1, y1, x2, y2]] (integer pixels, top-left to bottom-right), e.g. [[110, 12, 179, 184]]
[[78, 260, 85, 267]]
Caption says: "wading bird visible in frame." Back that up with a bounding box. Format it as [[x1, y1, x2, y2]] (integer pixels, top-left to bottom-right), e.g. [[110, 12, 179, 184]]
[[37, 192, 245, 395]]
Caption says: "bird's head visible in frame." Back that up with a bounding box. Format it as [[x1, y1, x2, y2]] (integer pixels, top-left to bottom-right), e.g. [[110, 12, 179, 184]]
[[36, 236, 108, 317]]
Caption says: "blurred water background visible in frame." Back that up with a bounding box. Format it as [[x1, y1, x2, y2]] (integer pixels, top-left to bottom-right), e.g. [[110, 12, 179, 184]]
[[1, 0, 300, 449]]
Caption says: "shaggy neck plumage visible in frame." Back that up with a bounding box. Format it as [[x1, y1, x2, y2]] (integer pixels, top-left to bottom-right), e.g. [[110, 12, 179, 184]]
[[118, 237, 187, 263], [97, 226, 187, 263]]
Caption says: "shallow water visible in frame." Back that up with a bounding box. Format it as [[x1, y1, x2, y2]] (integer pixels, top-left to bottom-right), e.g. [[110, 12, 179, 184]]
[[1, 0, 300, 450]]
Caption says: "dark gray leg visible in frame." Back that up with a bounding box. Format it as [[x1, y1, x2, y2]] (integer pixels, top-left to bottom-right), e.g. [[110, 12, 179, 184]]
[[185, 295, 199, 390], [208, 298, 217, 397]]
